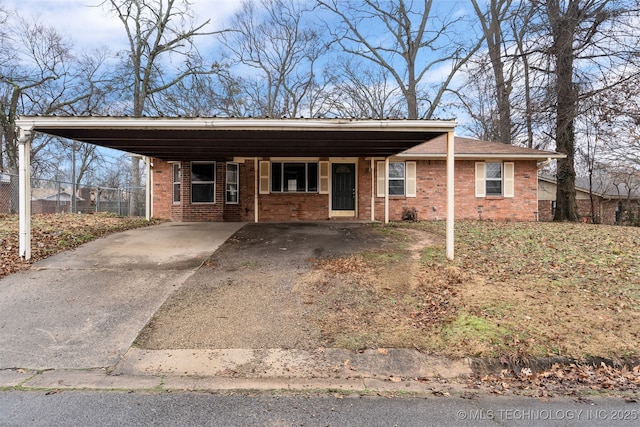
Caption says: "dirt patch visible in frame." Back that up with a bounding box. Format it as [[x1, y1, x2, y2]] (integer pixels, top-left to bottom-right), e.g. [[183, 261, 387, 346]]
[[135, 222, 415, 350]]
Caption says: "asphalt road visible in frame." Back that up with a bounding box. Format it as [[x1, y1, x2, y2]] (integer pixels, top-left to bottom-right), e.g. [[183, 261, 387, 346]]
[[1, 391, 639, 427]]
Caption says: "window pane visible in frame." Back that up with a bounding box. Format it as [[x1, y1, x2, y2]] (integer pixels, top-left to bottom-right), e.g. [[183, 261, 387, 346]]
[[271, 163, 282, 192], [388, 162, 405, 178], [173, 164, 181, 182], [389, 179, 405, 195], [172, 183, 180, 203], [486, 163, 502, 179], [191, 163, 215, 182], [307, 163, 318, 192], [226, 184, 238, 203], [486, 180, 502, 195], [192, 183, 214, 203], [283, 163, 305, 192]]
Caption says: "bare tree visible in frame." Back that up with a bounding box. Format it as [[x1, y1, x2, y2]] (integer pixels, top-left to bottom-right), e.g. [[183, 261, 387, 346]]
[[470, 0, 515, 144], [319, 0, 484, 119], [104, 0, 223, 214], [513, 0, 640, 221], [220, 0, 324, 117], [0, 15, 105, 174], [324, 57, 405, 119], [104, 0, 222, 116]]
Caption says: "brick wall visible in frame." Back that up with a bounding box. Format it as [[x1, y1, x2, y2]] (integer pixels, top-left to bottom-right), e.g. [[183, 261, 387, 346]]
[[154, 158, 541, 223], [538, 193, 626, 225], [374, 160, 539, 222], [152, 159, 172, 219]]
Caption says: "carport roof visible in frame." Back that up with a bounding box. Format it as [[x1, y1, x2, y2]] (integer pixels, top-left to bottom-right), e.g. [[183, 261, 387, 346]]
[[16, 116, 457, 160]]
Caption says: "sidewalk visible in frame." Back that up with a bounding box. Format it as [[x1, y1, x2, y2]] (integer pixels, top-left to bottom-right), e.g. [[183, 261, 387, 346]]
[[0, 348, 472, 394]]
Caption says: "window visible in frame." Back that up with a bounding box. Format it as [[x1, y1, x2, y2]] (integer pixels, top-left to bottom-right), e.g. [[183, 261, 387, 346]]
[[226, 163, 239, 204], [271, 162, 318, 193], [376, 161, 417, 197], [191, 162, 215, 203], [172, 163, 181, 204], [388, 162, 405, 195], [475, 162, 514, 198], [485, 162, 503, 196]]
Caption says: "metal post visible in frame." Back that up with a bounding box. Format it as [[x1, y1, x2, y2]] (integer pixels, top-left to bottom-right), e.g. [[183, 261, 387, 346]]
[[254, 158, 259, 223], [370, 158, 375, 221], [384, 157, 389, 224], [18, 129, 32, 260], [446, 131, 455, 260], [145, 156, 152, 220]]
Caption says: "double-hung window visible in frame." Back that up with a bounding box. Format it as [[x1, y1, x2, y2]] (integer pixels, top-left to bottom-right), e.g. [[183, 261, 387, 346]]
[[271, 162, 318, 193], [226, 163, 239, 204], [388, 162, 406, 195], [172, 163, 181, 204], [485, 163, 503, 196], [475, 162, 514, 198], [191, 162, 216, 203], [376, 161, 417, 197]]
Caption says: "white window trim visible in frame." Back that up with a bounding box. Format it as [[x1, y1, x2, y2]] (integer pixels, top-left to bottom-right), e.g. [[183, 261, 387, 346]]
[[191, 161, 216, 204]]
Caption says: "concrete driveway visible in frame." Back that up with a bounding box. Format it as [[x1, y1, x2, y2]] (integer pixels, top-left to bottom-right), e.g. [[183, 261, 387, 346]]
[[0, 222, 244, 370]]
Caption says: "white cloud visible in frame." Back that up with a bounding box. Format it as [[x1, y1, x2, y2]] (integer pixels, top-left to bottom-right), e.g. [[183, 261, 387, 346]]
[[3, 0, 241, 52]]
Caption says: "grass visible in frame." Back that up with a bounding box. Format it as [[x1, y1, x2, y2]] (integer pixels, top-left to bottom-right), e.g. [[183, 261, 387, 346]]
[[309, 221, 640, 362]]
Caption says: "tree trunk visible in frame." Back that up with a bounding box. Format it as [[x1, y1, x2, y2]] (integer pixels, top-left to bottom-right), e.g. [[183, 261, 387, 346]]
[[549, 0, 580, 221]]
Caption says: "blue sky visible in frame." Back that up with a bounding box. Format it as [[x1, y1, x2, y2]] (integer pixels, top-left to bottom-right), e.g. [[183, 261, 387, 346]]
[[3, 0, 242, 52]]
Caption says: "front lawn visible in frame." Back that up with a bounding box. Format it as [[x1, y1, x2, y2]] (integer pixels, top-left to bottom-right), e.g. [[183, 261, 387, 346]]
[[311, 221, 640, 362]]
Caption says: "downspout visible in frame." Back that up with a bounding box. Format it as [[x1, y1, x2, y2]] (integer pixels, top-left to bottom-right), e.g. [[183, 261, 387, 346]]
[[446, 131, 455, 260], [18, 128, 32, 260], [254, 157, 259, 223], [384, 157, 389, 224], [370, 158, 375, 221]]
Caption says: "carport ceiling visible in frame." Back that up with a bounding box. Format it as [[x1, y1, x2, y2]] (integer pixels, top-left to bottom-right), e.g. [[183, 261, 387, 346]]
[[16, 117, 456, 160]]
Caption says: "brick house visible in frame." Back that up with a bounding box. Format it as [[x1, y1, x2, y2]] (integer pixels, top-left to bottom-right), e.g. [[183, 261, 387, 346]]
[[150, 133, 562, 223], [539, 175, 640, 225]]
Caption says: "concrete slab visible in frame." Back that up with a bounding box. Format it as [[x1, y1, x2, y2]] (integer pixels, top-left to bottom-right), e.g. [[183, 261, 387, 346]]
[[23, 369, 160, 390], [0, 369, 35, 388], [114, 348, 472, 380], [0, 222, 245, 370], [33, 222, 245, 271]]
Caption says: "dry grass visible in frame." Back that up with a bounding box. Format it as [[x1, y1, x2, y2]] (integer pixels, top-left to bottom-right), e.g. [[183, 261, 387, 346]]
[[306, 221, 640, 361]]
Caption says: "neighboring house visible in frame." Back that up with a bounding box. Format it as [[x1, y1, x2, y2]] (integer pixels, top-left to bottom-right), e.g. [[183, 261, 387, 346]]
[[15, 117, 563, 223], [539, 175, 640, 225], [30, 189, 86, 214]]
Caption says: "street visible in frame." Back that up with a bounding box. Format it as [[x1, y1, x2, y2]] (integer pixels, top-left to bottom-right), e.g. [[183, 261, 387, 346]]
[[1, 391, 639, 426]]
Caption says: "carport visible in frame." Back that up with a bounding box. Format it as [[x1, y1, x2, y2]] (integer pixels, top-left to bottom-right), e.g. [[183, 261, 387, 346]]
[[15, 117, 457, 260]]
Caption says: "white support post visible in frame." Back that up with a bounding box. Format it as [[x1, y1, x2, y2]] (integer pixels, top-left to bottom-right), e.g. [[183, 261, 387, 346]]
[[254, 158, 259, 223], [18, 129, 32, 260], [144, 156, 152, 220], [384, 157, 389, 224], [370, 158, 375, 222], [446, 131, 455, 260]]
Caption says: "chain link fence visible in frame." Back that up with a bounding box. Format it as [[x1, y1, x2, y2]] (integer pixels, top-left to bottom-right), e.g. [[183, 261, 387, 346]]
[[0, 174, 145, 216]]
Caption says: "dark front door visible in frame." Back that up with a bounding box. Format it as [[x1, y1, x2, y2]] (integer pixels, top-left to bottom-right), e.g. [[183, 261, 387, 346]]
[[332, 163, 356, 211]]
